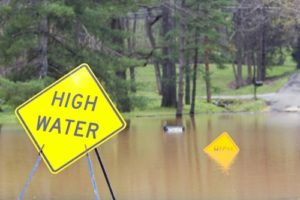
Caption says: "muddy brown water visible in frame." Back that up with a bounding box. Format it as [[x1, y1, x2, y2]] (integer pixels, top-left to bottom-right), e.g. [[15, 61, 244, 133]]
[[1, 113, 300, 200]]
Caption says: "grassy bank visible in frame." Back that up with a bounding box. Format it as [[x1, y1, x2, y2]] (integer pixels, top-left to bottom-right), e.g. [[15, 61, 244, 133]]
[[136, 60, 295, 98], [0, 104, 16, 123], [131, 58, 295, 116], [0, 59, 296, 123], [0, 112, 16, 124], [0, 99, 266, 123]]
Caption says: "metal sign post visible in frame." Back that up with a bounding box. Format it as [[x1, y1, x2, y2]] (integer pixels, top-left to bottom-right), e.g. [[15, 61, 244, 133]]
[[18, 146, 44, 200], [95, 148, 116, 200], [15, 63, 126, 174], [15, 63, 127, 198]]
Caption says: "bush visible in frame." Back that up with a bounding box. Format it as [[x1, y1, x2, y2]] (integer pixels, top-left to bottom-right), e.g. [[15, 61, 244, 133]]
[[0, 77, 54, 108], [129, 95, 148, 110]]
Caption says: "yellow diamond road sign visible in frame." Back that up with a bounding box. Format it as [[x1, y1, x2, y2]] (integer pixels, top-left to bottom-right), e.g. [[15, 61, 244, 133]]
[[204, 132, 239, 171], [15, 63, 126, 174]]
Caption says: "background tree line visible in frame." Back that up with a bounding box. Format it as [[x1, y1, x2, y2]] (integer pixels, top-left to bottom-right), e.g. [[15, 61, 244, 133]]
[[0, 0, 300, 115]]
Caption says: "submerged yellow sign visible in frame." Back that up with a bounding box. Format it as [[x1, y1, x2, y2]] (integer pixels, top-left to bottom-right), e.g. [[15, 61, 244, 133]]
[[15, 63, 126, 174], [204, 132, 239, 172]]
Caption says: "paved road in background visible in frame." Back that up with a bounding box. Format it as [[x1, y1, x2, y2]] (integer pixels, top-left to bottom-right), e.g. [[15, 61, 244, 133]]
[[210, 71, 300, 112], [269, 71, 300, 112], [210, 93, 275, 101], [207, 71, 300, 112]]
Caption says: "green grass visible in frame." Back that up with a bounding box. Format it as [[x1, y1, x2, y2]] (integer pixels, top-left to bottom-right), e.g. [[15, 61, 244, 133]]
[[0, 111, 16, 124], [136, 59, 295, 98], [226, 99, 267, 112], [0, 104, 17, 123], [0, 59, 296, 122], [130, 58, 296, 116], [196, 61, 295, 96]]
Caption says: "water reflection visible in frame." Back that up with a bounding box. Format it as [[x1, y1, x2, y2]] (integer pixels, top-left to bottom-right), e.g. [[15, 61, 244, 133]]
[[204, 132, 239, 172], [1, 113, 300, 199]]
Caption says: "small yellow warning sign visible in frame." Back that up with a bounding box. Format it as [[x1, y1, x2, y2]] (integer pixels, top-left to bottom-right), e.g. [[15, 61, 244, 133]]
[[204, 132, 239, 171], [15, 63, 126, 174]]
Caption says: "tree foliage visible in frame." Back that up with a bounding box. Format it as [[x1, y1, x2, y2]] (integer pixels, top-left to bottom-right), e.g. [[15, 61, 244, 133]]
[[0, 0, 299, 115], [0, 0, 147, 111]]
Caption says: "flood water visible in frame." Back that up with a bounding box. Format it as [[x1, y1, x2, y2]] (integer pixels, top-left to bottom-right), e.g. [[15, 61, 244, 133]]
[[1, 113, 300, 200]]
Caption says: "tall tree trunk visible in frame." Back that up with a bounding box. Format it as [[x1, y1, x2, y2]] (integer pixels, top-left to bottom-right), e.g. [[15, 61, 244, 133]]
[[145, 9, 162, 95], [252, 51, 257, 81], [293, 36, 300, 69], [111, 18, 131, 112], [233, 8, 243, 88], [153, 60, 162, 94], [261, 6, 266, 80], [232, 63, 238, 82], [176, 0, 186, 117], [246, 51, 252, 84], [38, 16, 48, 78], [257, 34, 263, 81], [185, 59, 190, 105], [261, 25, 266, 80], [161, 1, 176, 107], [126, 16, 136, 92], [257, 6, 266, 81], [236, 48, 243, 88], [204, 36, 211, 103], [190, 3, 200, 115], [190, 41, 199, 115]]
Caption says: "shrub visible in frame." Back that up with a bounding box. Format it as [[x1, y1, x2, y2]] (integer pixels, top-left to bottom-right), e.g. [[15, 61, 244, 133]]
[[0, 77, 54, 108]]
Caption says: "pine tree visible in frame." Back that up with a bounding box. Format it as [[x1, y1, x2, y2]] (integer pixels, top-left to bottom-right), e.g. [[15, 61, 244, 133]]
[[0, 0, 147, 111]]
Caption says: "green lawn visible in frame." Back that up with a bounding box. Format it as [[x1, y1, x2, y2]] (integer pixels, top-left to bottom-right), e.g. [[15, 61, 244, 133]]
[[131, 58, 296, 115], [136, 60, 295, 97], [196, 59, 295, 96], [0, 112, 16, 124], [0, 59, 296, 122]]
